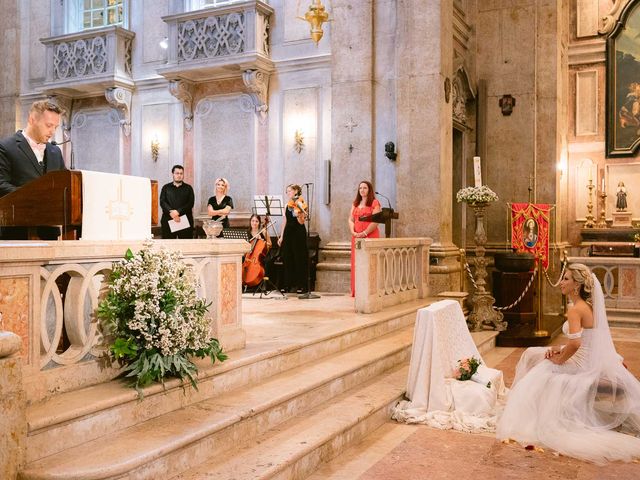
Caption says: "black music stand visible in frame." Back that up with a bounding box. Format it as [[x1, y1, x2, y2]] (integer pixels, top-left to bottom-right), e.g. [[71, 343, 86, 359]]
[[221, 228, 250, 241]]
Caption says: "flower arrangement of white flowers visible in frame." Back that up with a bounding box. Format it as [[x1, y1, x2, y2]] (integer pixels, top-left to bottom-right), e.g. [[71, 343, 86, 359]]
[[456, 185, 499, 204], [98, 246, 227, 392]]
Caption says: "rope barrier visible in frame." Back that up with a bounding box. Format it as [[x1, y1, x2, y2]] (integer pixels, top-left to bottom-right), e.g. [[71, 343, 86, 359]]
[[543, 259, 567, 288], [462, 260, 537, 311]]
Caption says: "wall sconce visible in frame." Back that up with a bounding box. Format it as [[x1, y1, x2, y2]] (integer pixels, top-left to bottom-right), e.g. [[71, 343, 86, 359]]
[[294, 129, 304, 153], [159, 37, 169, 50], [298, 0, 331, 44], [151, 135, 159, 162]]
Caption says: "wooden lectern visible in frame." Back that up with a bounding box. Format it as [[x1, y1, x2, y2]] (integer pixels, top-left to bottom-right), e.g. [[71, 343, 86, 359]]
[[358, 207, 399, 238], [0, 170, 158, 240]]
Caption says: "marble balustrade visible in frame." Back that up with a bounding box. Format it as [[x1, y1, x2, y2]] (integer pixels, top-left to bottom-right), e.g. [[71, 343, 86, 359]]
[[0, 239, 247, 402], [568, 256, 640, 311], [354, 238, 432, 314]]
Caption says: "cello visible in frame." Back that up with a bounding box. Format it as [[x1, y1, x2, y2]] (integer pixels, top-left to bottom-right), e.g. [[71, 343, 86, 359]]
[[242, 219, 272, 287]]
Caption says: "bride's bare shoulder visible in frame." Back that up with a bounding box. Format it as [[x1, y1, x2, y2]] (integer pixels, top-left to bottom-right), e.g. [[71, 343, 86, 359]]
[[572, 301, 594, 327]]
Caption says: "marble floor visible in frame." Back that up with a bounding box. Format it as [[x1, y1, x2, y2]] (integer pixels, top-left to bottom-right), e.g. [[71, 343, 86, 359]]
[[306, 326, 640, 479]]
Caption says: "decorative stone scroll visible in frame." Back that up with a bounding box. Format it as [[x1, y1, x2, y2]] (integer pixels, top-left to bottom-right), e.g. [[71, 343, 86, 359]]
[[242, 69, 270, 119], [169, 80, 195, 131], [105, 87, 132, 136], [52, 35, 108, 80], [600, 0, 628, 35], [178, 12, 246, 61]]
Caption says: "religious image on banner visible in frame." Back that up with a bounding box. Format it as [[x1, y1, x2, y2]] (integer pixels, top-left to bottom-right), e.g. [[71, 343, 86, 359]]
[[511, 203, 551, 269]]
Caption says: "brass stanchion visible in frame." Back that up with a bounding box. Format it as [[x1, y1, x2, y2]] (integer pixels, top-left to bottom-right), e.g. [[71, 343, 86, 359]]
[[534, 254, 548, 337]]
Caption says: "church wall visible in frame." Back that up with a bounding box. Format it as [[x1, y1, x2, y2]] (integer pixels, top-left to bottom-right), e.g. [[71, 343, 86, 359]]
[[0, 0, 21, 135]]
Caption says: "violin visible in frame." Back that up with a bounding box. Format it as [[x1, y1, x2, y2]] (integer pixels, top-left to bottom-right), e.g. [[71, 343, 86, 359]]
[[287, 195, 308, 223]]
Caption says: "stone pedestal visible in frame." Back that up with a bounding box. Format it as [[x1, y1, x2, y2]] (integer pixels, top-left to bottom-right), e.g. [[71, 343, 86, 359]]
[[612, 211, 633, 228], [0, 350, 26, 480]]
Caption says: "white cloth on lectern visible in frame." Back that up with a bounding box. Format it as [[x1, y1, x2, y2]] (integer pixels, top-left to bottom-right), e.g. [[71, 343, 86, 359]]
[[80, 170, 151, 240], [392, 300, 506, 433]]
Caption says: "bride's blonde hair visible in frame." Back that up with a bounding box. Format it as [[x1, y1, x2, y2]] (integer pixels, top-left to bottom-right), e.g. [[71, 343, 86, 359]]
[[567, 263, 594, 306]]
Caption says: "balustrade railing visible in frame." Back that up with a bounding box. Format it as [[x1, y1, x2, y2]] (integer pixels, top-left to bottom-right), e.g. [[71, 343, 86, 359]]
[[41, 26, 134, 96], [568, 256, 640, 311], [158, 0, 273, 80], [354, 238, 432, 313], [0, 240, 246, 402]]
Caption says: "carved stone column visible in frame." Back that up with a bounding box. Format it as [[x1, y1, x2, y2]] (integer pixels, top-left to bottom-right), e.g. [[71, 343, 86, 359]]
[[329, 0, 374, 241]]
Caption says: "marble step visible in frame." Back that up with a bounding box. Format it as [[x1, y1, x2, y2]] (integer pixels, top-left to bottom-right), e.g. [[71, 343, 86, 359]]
[[20, 327, 414, 480], [25, 300, 426, 464], [172, 365, 409, 480]]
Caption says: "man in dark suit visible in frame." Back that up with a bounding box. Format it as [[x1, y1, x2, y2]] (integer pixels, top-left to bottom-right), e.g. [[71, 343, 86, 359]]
[[0, 100, 67, 239], [160, 165, 195, 239]]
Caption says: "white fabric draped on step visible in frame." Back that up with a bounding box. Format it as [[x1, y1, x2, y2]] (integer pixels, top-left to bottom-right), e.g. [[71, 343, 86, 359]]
[[392, 299, 506, 433]]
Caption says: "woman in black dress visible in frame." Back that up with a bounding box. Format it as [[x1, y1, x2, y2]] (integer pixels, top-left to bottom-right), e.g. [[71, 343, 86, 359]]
[[207, 178, 234, 231], [278, 184, 309, 293]]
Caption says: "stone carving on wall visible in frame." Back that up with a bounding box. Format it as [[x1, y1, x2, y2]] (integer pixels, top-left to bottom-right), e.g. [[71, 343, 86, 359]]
[[258, 11, 270, 55], [104, 87, 132, 136], [242, 69, 270, 120], [178, 13, 245, 61], [53, 35, 108, 80], [600, 0, 629, 34], [451, 66, 476, 127], [124, 37, 133, 77], [169, 80, 195, 131]]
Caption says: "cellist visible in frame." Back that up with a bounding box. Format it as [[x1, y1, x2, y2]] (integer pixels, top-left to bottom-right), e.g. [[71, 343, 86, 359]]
[[242, 214, 272, 287], [278, 184, 309, 294]]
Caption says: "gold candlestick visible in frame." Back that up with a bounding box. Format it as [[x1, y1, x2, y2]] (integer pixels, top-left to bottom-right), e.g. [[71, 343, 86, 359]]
[[596, 190, 608, 228], [584, 179, 596, 228]]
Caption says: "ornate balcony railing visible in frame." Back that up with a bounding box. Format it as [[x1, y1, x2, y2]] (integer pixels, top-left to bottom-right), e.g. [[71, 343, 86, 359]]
[[354, 238, 433, 313], [40, 26, 134, 96], [0, 240, 247, 402], [158, 0, 274, 81]]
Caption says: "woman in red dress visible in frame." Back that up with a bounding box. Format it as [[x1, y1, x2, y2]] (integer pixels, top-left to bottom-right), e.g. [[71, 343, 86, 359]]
[[348, 180, 381, 296]]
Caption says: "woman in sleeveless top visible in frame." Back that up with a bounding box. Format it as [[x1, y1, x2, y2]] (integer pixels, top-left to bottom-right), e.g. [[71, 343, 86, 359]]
[[348, 181, 381, 297], [496, 263, 640, 464]]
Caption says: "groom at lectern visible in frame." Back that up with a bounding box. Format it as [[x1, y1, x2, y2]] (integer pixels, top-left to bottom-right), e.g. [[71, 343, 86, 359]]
[[0, 100, 67, 239]]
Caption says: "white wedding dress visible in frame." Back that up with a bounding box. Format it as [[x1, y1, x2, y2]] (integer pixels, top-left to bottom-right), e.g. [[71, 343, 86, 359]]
[[496, 274, 640, 464]]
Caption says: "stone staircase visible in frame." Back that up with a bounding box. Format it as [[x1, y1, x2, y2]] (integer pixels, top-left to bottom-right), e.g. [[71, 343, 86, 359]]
[[20, 299, 497, 480]]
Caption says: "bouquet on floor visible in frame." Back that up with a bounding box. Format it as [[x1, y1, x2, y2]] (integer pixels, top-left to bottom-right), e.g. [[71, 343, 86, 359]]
[[98, 244, 227, 394], [453, 356, 491, 388]]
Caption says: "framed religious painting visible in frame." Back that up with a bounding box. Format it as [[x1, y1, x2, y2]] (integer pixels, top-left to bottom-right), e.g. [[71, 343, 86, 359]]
[[606, 0, 640, 157]]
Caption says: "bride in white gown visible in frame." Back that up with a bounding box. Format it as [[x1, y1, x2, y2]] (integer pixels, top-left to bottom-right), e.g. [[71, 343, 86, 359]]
[[496, 263, 640, 464]]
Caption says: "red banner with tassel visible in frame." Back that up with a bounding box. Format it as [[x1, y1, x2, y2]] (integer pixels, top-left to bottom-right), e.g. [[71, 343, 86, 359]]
[[511, 203, 551, 269]]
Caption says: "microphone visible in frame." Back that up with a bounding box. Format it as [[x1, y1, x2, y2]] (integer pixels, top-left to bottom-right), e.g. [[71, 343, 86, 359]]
[[302, 182, 314, 186], [375, 191, 392, 210], [51, 139, 75, 169]]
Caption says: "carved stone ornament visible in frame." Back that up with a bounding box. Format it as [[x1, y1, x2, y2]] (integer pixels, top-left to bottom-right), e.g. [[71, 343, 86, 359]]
[[444, 77, 451, 103], [242, 69, 270, 120], [600, 0, 628, 35], [104, 87, 132, 136], [169, 80, 195, 131], [451, 66, 476, 127]]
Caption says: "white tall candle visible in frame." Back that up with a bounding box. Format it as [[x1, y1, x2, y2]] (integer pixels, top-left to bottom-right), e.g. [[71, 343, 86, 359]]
[[602, 178, 605, 191], [473, 156, 482, 187]]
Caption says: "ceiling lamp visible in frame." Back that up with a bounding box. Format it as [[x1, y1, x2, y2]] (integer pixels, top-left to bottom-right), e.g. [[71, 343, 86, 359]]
[[299, 0, 331, 44]]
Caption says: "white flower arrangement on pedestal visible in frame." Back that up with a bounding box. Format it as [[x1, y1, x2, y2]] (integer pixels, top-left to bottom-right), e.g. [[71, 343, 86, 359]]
[[456, 185, 499, 205], [98, 245, 227, 393]]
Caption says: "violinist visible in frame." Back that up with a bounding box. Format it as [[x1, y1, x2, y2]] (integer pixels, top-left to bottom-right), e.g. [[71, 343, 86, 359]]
[[278, 184, 309, 294], [348, 181, 381, 296]]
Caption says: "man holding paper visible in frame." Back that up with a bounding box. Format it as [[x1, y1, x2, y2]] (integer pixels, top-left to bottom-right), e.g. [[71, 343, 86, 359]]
[[160, 165, 194, 239]]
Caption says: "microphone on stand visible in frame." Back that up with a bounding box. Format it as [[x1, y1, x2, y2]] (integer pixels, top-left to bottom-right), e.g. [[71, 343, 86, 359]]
[[302, 182, 314, 186], [51, 139, 75, 169], [374, 191, 392, 210]]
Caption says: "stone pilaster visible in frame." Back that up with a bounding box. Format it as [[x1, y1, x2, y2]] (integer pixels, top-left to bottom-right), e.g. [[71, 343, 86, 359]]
[[395, 0, 454, 244], [330, 0, 374, 241], [0, 0, 20, 136]]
